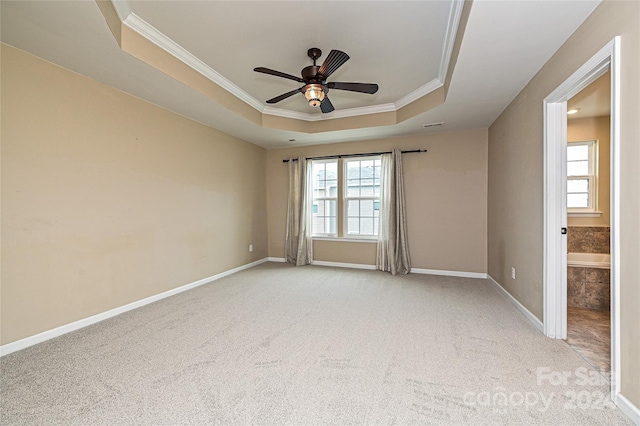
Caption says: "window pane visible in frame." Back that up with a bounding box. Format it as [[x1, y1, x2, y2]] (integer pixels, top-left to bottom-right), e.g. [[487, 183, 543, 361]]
[[326, 200, 338, 217], [567, 160, 589, 176], [360, 218, 374, 235], [567, 145, 589, 162], [347, 162, 360, 179], [347, 179, 360, 197], [326, 162, 337, 179], [568, 193, 589, 208], [328, 216, 336, 234], [361, 179, 374, 196], [313, 217, 325, 234], [319, 201, 327, 216], [348, 200, 360, 217], [311, 199, 336, 235], [327, 179, 337, 197], [313, 163, 324, 182], [361, 166, 374, 181], [567, 179, 589, 193], [348, 218, 359, 234], [361, 200, 374, 216]]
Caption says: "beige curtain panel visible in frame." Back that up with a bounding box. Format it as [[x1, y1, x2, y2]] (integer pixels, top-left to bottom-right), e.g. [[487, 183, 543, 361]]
[[285, 157, 313, 266], [376, 149, 411, 275]]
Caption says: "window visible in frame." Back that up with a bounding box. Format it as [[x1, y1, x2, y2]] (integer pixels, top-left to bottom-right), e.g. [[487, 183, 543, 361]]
[[311, 156, 381, 238], [311, 160, 337, 235], [567, 140, 597, 212], [345, 157, 381, 236]]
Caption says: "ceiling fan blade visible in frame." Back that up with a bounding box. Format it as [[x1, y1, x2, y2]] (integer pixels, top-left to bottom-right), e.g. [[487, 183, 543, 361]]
[[327, 82, 379, 94], [320, 96, 334, 113], [254, 67, 304, 83], [266, 87, 304, 104], [318, 50, 350, 79]]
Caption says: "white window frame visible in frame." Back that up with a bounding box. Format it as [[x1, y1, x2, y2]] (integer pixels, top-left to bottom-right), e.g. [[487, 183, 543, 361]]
[[311, 159, 338, 237], [343, 156, 381, 239], [567, 139, 597, 214], [310, 156, 382, 240]]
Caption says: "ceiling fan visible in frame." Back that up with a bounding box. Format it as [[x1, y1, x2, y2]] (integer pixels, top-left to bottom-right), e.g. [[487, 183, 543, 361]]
[[254, 48, 379, 113]]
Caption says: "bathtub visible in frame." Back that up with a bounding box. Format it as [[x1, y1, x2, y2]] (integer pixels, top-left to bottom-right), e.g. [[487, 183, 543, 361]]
[[567, 252, 611, 269]]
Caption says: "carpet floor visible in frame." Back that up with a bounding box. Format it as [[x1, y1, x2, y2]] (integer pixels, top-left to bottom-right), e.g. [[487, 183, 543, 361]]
[[0, 262, 630, 425]]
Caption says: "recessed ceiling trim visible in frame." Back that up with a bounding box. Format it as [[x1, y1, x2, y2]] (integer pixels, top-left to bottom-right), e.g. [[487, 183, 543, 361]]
[[110, 0, 132, 22], [122, 12, 265, 113], [439, 0, 465, 81], [113, 0, 464, 122], [394, 78, 443, 110], [263, 103, 397, 122]]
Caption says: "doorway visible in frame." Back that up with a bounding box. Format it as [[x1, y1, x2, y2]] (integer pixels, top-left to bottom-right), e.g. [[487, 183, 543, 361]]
[[564, 72, 611, 373], [542, 37, 621, 397]]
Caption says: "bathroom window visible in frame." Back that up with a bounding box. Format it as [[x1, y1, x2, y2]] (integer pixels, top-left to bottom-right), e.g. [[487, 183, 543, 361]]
[[567, 140, 597, 213]]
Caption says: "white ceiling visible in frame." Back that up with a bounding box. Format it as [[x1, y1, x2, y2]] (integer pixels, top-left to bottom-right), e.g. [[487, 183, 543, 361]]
[[1, 0, 601, 149], [128, 0, 451, 113]]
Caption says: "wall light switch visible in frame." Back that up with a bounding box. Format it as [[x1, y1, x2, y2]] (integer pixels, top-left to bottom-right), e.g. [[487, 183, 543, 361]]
[[511, 267, 516, 280], [249, 244, 254, 252]]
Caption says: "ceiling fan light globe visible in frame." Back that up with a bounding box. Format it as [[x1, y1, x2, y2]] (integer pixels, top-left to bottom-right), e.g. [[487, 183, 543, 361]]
[[304, 84, 325, 107]]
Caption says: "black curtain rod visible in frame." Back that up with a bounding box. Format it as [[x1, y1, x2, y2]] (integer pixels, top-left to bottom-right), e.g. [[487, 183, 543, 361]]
[[282, 149, 427, 163]]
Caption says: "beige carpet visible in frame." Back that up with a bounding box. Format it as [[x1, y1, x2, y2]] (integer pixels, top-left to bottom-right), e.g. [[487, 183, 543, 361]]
[[0, 262, 630, 425]]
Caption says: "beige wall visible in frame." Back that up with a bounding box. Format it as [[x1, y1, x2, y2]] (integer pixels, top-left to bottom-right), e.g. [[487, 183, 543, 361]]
[[1, 44, 268, 344], [487, 0, 639, 407], [267, 129, 488, 274], [567, 115, 610, 227]]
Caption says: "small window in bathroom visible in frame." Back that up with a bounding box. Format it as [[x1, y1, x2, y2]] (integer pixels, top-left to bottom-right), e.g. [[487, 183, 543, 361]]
[[567, 140, 597, 212]]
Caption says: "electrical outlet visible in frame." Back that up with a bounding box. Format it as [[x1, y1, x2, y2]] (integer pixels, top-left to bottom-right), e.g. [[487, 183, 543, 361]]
[[511, 267, 516, 280], [249, 244, 254, 252]]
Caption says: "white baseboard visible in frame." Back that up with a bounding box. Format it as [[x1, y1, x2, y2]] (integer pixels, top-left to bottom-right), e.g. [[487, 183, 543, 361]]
[[615, 392, 640, 425], [0, 258, 269, 357], [487, 274, 544, 333], [269, 257, 488, 279], [268, 257, 376, 270], [411, 267, 487, 279], [311, 260, 376, 270]]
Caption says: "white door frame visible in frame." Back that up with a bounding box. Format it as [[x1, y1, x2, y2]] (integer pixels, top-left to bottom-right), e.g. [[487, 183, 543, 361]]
[[543, 37, 621, 396]]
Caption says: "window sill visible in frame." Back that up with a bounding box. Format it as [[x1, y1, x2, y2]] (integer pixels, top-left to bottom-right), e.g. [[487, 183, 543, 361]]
[[312, 237, 378, 243], [568, 211, 603, 218]]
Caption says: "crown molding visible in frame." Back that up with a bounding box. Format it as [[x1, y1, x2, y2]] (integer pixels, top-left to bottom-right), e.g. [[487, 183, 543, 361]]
[[111, 0, 463, 123], [263, 103, 397, 122], [122, 12, 265, 113], [439, 0, 465, 82], [393, 78, 443, 110], [110, 0, 132, 22]]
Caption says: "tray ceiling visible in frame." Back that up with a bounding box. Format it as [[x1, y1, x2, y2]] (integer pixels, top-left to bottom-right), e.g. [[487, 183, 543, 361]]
[[1, 1, 601, 148]]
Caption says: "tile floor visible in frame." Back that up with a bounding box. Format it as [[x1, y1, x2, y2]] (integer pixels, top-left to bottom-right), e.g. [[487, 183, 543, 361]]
[[566, 306, 610, 373]]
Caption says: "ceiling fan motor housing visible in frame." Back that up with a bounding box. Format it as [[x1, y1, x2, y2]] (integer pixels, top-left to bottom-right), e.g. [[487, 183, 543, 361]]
[[302, 66, 324, 84]]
